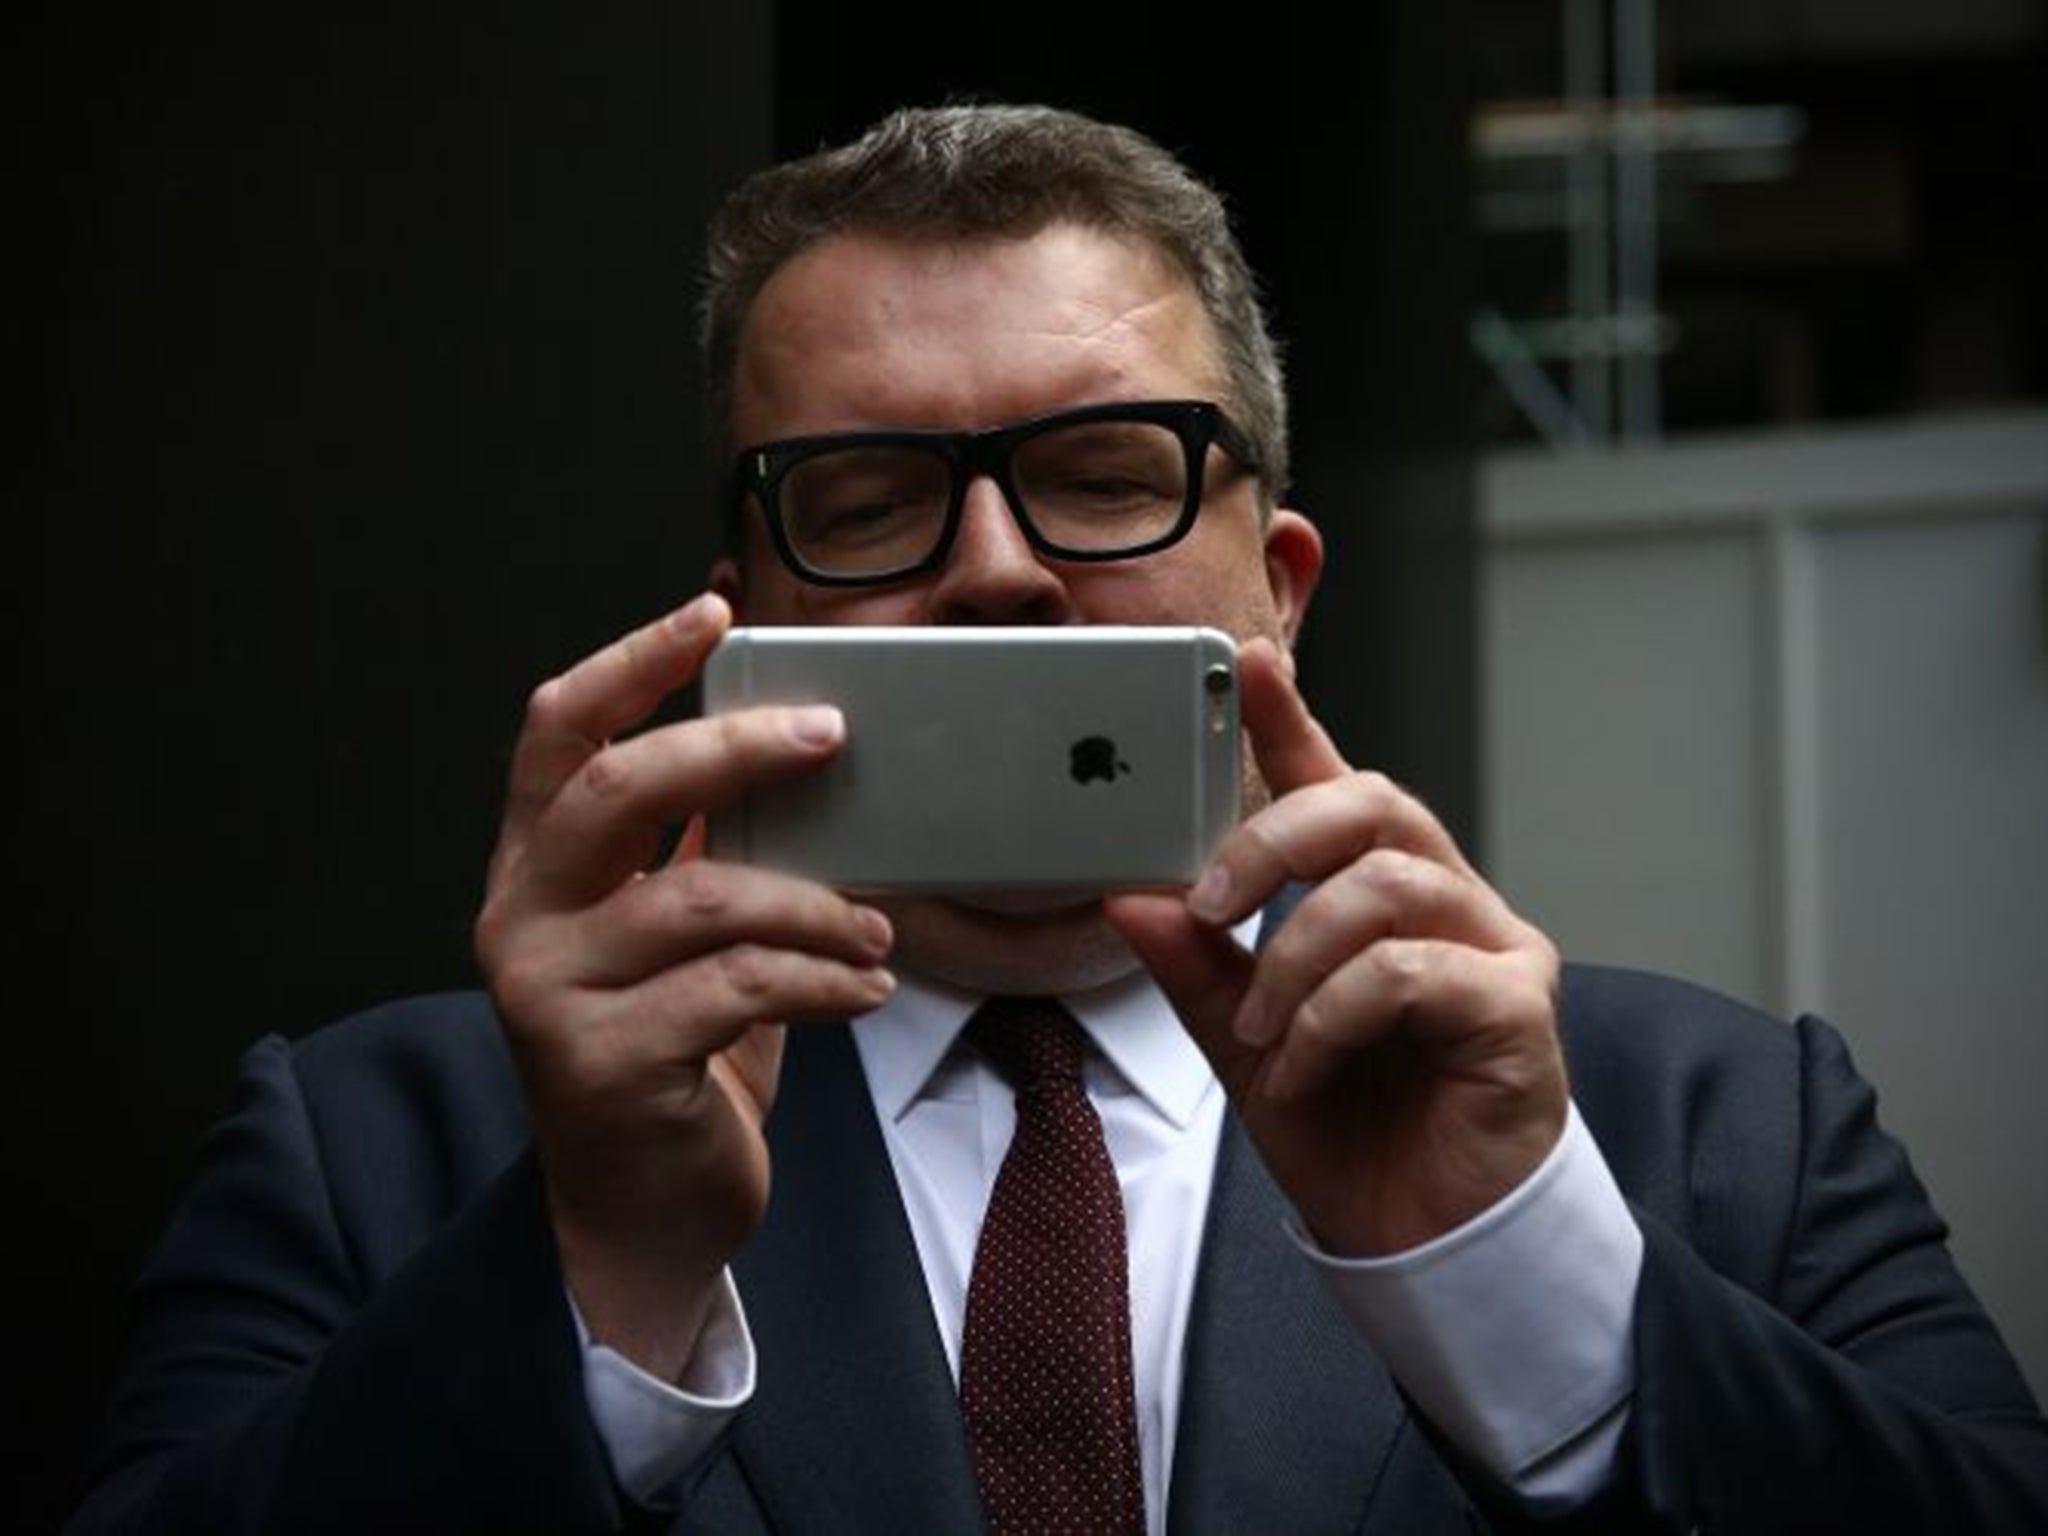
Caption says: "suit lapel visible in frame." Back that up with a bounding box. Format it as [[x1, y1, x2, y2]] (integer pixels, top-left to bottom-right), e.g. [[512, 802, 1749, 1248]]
[[1165, 1112, 1409, 1536], [1167, 889, 1409, 1536], [732, 1022, 987, 1534]]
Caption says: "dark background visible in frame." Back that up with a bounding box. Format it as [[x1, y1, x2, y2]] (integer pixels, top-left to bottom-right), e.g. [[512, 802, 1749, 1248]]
[[24, 1, 2047, 1525], [21, 4, 1478, 1526]]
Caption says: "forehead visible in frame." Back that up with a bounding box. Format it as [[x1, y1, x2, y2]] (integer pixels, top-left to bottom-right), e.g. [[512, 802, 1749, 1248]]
[[732, 224, 1225, 446]]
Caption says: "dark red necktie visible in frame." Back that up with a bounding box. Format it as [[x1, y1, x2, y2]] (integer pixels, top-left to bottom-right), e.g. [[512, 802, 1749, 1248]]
[[959, 997, 1146, 1536]]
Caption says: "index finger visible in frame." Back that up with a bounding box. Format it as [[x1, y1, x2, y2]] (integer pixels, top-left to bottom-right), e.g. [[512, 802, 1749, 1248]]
[[1188, 641, 1471, 926], [1189, 770, 1470, 928], [1239, 637, 1349, 798], [497, 593, 732, 869]]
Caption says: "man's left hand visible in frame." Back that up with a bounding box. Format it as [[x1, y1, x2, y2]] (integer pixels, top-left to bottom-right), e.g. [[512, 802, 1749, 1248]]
[[1105, 639, 1568, 1257]]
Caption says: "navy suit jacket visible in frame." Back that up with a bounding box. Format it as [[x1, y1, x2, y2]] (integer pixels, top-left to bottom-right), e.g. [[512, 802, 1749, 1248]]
[[72, 965, 2048, 1534]]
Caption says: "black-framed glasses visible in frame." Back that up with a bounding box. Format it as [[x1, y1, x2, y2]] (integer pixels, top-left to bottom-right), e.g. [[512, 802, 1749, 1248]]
[[730, 399, 1259, 587]]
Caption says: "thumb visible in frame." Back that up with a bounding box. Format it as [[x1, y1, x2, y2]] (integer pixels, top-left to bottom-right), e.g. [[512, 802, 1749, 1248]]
[[1103, 893, 1263, 1099]]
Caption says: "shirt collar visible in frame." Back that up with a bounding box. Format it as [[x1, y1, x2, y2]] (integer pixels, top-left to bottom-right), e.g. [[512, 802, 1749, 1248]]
[[848, 912, 1260, 1132]]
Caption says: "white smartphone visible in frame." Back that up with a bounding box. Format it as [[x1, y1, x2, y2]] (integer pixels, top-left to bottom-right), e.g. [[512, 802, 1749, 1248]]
[[703, 626, 1240, 892]]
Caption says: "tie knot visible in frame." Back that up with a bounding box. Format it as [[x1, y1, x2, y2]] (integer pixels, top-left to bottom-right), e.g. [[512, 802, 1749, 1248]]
[[964, 996, 1088, 1095]]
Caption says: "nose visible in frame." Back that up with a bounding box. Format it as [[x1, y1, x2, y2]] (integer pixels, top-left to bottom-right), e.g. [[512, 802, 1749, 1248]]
[[925, 475, 1074, 625]]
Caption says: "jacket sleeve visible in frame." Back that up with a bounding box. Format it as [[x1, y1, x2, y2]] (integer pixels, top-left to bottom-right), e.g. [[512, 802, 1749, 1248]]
[[1616, 1014, 2048, 1534], [66, 1029, 639, 1536]]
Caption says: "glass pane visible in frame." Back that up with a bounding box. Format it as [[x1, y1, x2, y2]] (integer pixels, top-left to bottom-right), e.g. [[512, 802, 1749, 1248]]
[[782, 446, 952, 573], [1014, 420, 1188, 549]]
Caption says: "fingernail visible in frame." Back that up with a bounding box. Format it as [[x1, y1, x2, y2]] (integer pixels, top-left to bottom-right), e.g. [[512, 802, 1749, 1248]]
[[856, 906, 893, 957], [1233, 996, 1273, 1047], [1187, 864, 1232, 924], [671, 592, 721, 637], [864, 967, 898, 1002], [788, 705, 844, 748], [1260, 1056, 1299, 1104]]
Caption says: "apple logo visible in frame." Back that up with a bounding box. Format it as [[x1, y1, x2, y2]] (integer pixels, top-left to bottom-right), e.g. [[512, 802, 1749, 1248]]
[[1069, 736, 1131, 785]]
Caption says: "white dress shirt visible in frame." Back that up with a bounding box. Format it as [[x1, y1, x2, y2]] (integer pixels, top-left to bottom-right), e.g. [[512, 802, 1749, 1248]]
[[576, 949, 1643, 1525]]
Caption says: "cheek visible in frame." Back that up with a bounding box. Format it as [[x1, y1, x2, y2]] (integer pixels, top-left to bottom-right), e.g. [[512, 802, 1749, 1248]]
[[756, 581, 931, 627], [1134, 529, 1288, 639], [734, 543, 912, 626], [736, 580, 805, 625]]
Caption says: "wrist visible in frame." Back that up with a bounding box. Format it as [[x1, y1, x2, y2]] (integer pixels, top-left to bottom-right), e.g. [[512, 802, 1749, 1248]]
[[1307, 1095, 1569, 1258], [1290, 1103, 1641, 1485], [553, 1208, 728, 1384]]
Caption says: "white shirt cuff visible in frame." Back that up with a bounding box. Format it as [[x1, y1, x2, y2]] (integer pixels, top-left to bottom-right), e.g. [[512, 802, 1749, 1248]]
[[1289, 1102, 1642, 1502], [568, 1270, 758, 1503]]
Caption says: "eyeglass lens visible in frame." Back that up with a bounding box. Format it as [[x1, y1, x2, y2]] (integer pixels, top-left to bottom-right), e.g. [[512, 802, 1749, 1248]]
[[779, 418, 1192, 576]]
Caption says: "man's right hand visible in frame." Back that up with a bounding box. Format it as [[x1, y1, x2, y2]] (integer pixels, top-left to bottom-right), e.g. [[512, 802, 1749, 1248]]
[[473, 592, 896, 1382]]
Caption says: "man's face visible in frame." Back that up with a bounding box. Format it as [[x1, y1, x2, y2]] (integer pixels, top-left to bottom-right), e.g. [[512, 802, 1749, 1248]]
[[717, 222, 1322, 994]]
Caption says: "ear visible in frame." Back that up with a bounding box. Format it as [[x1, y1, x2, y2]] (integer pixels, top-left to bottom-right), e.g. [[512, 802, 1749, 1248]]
[[709, 555, 746, 621], [1262, 509, 1323, 647]]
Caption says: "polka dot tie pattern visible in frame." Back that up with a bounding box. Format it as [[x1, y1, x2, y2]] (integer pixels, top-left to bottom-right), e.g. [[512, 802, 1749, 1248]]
[[959, 997, 1146, 1536]]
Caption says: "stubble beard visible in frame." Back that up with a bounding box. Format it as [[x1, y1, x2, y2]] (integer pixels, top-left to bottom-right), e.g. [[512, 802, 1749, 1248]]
[[877, 891, 1140, 996]]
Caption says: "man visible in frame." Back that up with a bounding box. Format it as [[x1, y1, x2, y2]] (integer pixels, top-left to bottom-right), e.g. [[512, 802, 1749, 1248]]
[[73, 105, 2048, 1535]]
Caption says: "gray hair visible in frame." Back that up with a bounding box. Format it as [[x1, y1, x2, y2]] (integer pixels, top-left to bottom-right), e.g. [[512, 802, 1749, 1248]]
[[702, 103, 1289, 506]]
